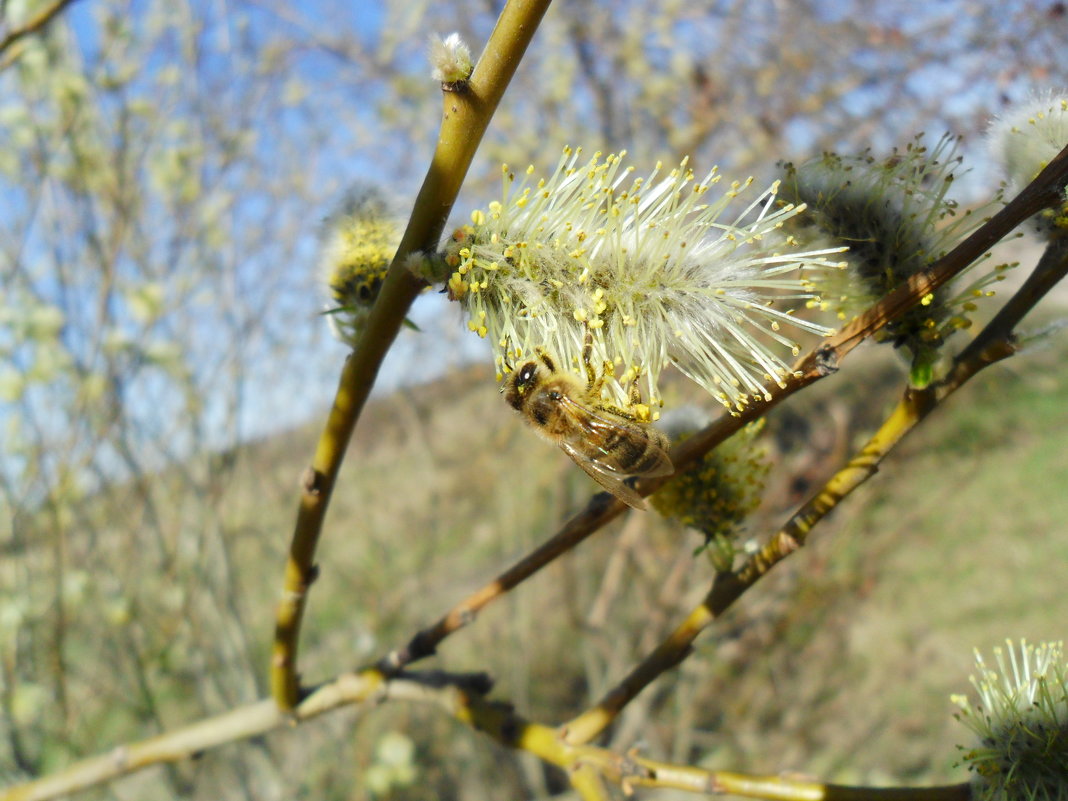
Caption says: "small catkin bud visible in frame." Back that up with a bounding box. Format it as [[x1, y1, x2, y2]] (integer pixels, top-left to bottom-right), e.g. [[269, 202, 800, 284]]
[[320, 185, 400, 347], [428, 33, 473, 87], [651, 416, 769, 570]]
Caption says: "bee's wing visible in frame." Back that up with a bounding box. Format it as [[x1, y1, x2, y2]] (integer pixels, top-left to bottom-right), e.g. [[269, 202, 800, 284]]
[[557, 396, 674, 477], [555, 397, 674, 510], [559, 438, 649, 510]]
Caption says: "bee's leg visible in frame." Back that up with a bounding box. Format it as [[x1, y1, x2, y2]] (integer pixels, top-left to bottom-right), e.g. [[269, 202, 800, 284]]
[[500, 343, 514, 375], [594, 359, 619, 395], [581, 329, 597, 388], [628, 371, 643, 407], [537, 347, 556, 373], [602, 400, 637, 420], [625, 373, 654, 422]]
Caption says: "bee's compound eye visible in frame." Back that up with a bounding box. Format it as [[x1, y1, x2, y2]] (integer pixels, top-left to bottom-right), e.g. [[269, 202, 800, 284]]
[[519, 363, 537, 383]]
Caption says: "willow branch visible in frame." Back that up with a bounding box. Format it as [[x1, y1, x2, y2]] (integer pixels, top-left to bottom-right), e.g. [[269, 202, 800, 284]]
[[381, 142, 1068, 672], [270, 0, 554, 710], [809, 143, 1068, 360], [559, 235, 1068, 745], [1, 661, 973, 801], [379, 490, 630, 669]]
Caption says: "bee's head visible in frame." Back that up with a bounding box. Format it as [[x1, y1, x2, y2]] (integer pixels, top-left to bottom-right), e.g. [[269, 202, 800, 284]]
[[504, 361, 539, 410]]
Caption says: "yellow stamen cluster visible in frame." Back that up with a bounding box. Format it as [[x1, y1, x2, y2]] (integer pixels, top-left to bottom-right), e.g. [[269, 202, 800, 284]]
[[781, 134, 1011, 387], [321, 188, 400, 347], [445, 148, 843, 411], [651, 421, 769, 570]]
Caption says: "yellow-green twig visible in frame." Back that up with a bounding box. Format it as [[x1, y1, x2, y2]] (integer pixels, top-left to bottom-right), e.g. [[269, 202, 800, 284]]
[[570, 765, 612, 800], [270, 0, 554, 710], [623, 760, 971, 801], [457, 692, 972, 801]]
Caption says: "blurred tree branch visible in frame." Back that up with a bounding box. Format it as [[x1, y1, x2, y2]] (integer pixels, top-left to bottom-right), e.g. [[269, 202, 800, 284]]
[[0, 0, 79, 69]]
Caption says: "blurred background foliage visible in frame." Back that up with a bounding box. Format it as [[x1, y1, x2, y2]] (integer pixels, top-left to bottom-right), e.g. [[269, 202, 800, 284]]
[[1, 0, 1067, 798]]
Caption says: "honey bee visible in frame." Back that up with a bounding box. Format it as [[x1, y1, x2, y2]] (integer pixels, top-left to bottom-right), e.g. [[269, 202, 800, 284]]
[[504, 349, 673, 510]]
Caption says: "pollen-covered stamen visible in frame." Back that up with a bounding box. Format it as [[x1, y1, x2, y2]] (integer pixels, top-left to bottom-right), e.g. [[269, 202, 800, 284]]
[[780, 134, 1012, 387], [952, 640, 1068, 801], [444, 148, 843, 410]]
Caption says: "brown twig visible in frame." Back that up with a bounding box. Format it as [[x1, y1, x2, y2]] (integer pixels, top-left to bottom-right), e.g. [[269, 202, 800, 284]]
[[560, 234, 1068, 745], [270, 0, 554, 710], [379, 490, 629, 669], [382, 141, 1068, 674]]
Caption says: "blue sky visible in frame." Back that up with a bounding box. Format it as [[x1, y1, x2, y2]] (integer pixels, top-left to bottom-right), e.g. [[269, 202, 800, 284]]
[[1, 0, 1057, 493]]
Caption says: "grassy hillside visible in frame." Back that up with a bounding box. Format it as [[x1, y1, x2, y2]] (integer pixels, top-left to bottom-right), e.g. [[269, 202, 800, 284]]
[[6, 333, 1068, 800]]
